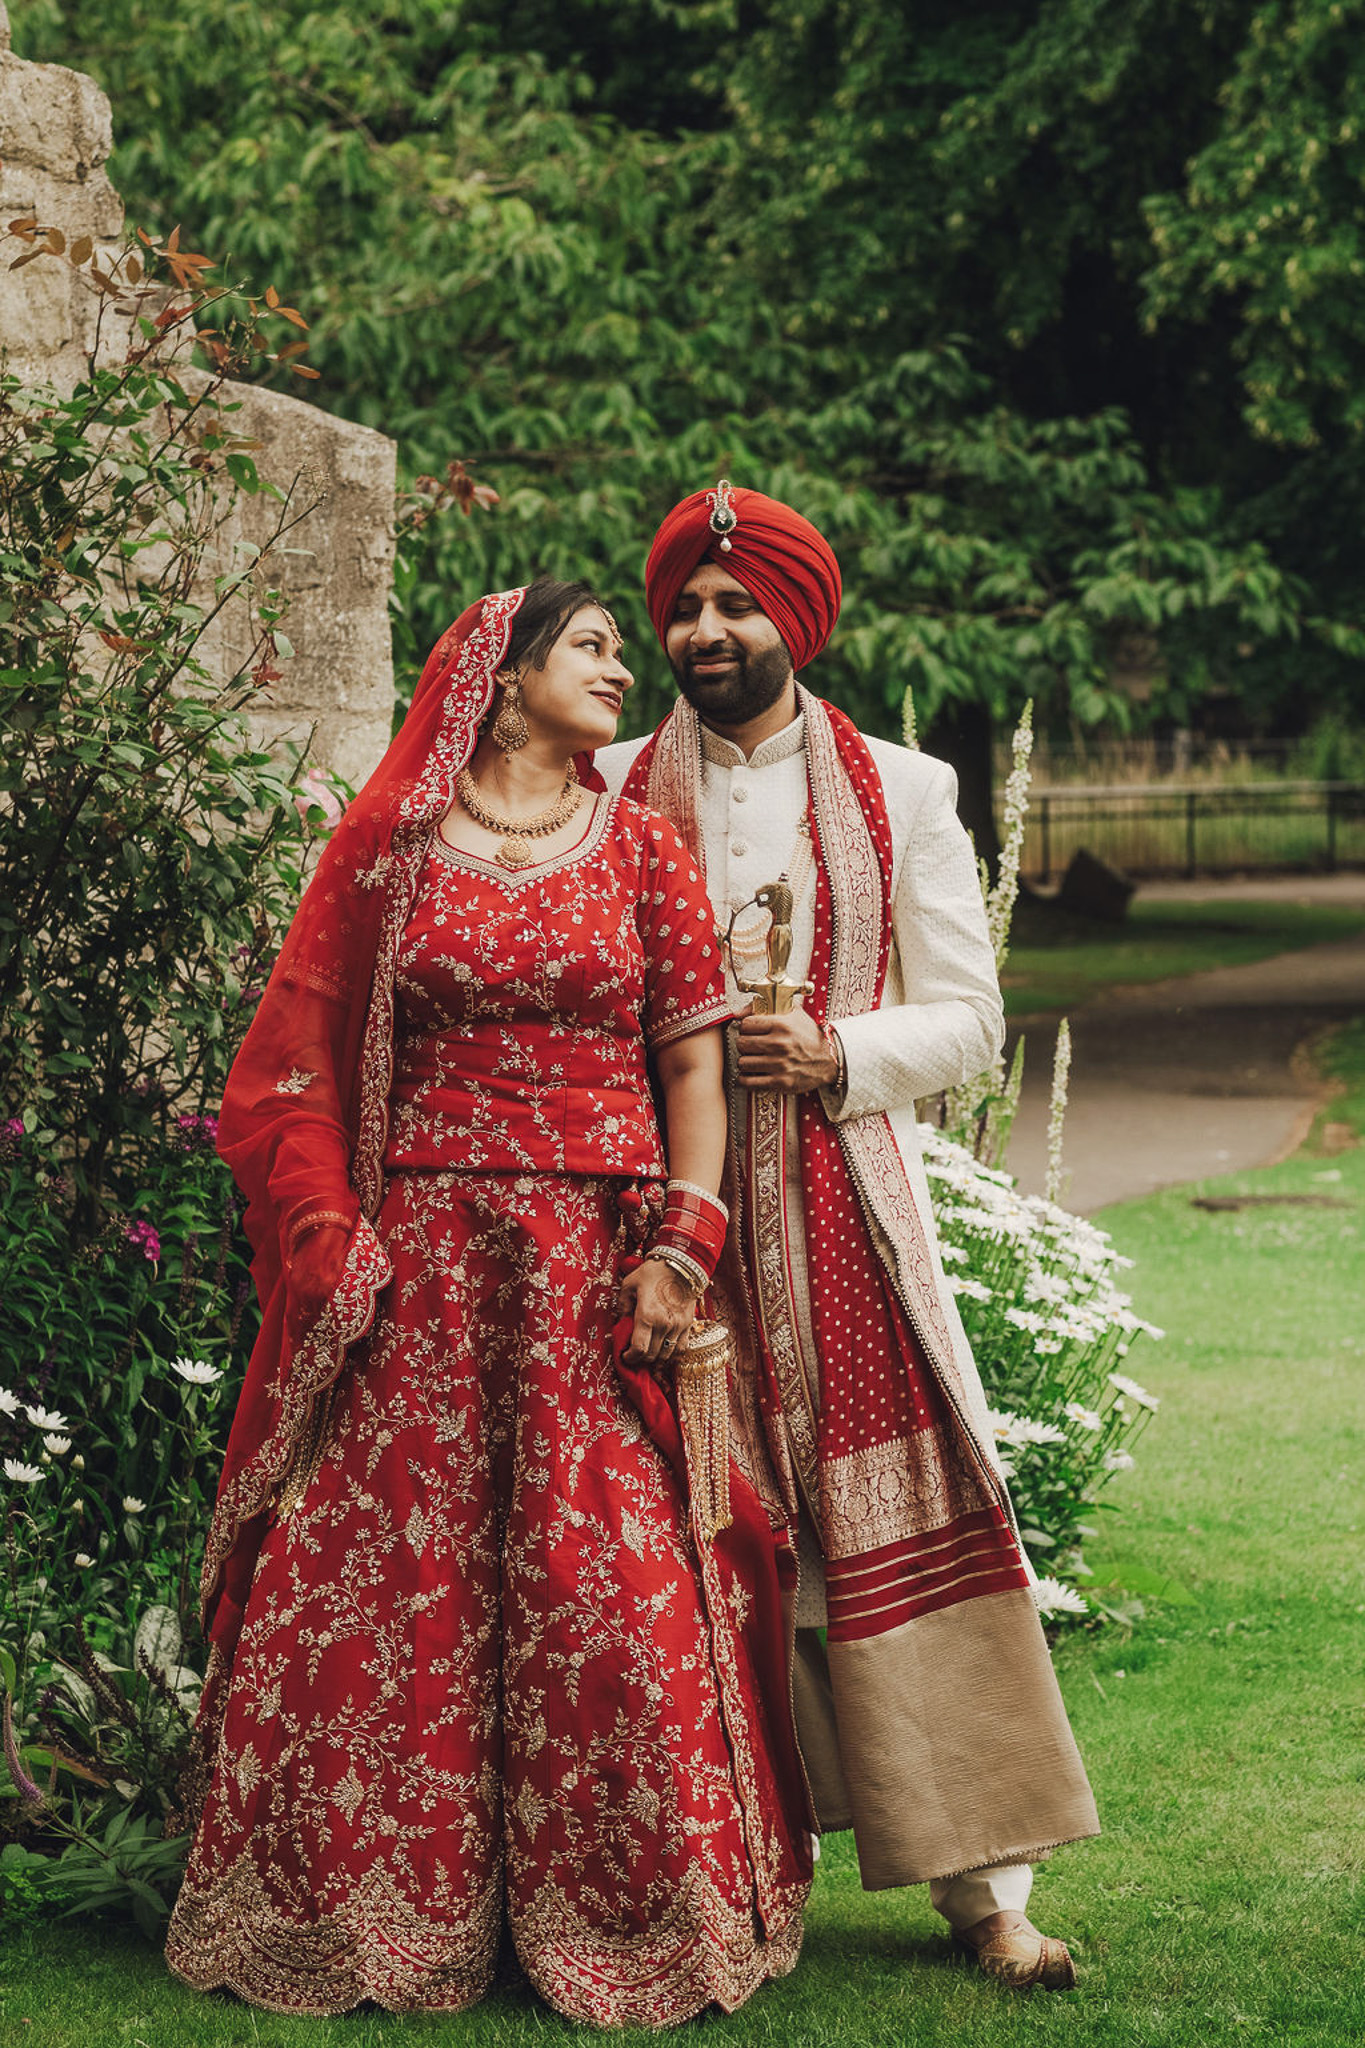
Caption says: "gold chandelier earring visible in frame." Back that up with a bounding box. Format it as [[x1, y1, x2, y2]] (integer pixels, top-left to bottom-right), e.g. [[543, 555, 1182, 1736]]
[[491, 671, 529, 756]]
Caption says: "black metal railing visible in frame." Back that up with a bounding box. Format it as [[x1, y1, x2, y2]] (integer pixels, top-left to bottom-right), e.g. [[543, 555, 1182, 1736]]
[[1018, 780, 1365, 882]]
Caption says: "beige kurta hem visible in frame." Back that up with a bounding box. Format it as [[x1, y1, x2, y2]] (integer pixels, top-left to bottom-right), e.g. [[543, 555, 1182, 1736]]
[[800, 1594, 1100, 1889]]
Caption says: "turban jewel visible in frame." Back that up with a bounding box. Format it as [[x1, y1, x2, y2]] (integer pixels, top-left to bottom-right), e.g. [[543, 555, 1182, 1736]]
[[644, 482, 842, 673]]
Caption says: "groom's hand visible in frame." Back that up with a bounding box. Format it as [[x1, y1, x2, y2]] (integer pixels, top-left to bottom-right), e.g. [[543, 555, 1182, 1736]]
[[734, 1004, 839, 1094]]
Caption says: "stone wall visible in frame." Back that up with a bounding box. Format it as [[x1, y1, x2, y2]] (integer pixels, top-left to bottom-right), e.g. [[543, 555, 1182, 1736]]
[[0, 5, 397, 788]]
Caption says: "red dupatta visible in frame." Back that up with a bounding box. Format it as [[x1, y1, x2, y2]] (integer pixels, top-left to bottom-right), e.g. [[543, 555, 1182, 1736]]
[[200, 591, 527, 1705]]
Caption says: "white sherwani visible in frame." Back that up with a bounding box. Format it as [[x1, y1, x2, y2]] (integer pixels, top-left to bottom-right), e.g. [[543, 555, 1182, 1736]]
[[597, 712, 1037, 1924]]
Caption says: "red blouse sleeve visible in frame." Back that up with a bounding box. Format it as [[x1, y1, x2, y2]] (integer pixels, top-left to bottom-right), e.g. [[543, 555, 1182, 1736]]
[[635, 811, 733, 1049]]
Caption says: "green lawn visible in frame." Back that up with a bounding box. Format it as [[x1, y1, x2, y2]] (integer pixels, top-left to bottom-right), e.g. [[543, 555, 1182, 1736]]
[[1002, 896, 1365, 1016], [3, 1033, 1363, 2048]]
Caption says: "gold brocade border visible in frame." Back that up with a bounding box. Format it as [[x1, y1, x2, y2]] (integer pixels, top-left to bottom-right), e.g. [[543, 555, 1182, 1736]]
[[710, 1132, 797, 1529], [353, 822, 429, 1220], [802, 692, 1010, 1540], [800, 684, 884, 1027], [401, 588, 526, 827], [167, 1851, 499, 2017], [643, 698, 707, 882], [802, 698, 965, 1389], [819, 1435, 991, 1561], [170, 1735, 805, 2030], [355, 589, 526, 1219], [745, 1092, 820, 1515]]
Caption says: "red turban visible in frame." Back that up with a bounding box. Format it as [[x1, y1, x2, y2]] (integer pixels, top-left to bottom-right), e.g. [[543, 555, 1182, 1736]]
[[644, 483, 842, 673]]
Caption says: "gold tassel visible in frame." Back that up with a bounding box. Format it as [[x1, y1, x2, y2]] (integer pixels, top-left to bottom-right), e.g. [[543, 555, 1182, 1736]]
[[675, 1319, 734, 1543]]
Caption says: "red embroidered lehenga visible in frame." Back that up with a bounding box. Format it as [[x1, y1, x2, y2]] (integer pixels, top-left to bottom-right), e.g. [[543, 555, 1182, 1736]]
[[165, 593, 811, 2025]]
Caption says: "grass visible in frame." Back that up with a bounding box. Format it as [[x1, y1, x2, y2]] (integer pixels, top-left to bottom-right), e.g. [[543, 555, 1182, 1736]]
[[4, 1034, 1364, 2048], [1002, 895, 1365, 1016]]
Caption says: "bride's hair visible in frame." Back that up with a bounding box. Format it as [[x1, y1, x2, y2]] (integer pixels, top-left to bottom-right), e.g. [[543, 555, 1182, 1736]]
[[503, 577, 609, 677]]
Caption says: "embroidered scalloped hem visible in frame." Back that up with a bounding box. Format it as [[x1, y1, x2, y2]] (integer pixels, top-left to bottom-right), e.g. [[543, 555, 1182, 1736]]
[[522, 1903, 806, 2031], [164, 1944, 491, 2019], [166, 1900, 806, 2028]]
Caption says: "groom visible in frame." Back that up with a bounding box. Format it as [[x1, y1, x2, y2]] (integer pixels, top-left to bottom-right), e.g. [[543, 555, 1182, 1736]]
[[595, 483, 1098, 1990]]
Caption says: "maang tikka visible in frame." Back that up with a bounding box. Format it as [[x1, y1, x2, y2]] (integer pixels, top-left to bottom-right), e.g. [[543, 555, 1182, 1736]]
[[491, 670, 529, 755]]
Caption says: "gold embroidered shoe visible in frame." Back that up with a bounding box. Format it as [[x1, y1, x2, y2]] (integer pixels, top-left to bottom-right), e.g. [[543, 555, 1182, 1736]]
[[958, 1920, 1078, 1992]]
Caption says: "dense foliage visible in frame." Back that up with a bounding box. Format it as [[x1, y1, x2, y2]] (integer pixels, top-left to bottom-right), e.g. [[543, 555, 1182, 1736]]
[[0, 228, 329, 1218], [13, 0, 1360, 839]]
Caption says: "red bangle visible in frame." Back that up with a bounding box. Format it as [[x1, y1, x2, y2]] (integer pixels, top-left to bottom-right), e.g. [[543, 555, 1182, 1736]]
[[650, 1180, 728, 1285]]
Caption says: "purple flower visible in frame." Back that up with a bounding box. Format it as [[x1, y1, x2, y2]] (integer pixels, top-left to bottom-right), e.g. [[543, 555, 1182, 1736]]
[[125, 1218, 161, 1265], [175, 1112, 219, 1153], [2, 1691, 46, 1810]]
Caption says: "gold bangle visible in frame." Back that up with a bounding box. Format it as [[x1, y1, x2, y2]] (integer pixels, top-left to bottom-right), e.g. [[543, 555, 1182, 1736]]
[[287, 1208, 351, 1257], [647, 1247, 708, 1298]]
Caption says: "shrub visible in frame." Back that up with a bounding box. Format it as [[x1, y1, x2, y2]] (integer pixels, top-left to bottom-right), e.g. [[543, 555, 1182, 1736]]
[[0, 220, 323, 1915], [0, 221, 324, 1223], [924, 1126, 1160, 1621]]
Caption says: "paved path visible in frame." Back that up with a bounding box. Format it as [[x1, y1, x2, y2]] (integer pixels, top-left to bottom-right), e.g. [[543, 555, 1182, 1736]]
[[1004, 875, 1365, 1213]]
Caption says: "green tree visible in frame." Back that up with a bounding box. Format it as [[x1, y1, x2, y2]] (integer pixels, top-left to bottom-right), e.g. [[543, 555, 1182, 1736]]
[[13, 0, 1357, 844]]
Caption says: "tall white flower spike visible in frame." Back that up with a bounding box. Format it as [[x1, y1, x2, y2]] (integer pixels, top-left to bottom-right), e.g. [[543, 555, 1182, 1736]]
[[1045, 1018, 1072, 1206]]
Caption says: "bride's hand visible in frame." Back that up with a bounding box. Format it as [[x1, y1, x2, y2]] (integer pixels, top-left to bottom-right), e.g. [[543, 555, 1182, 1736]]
[[617, 1257, 697, 1367], [286, 1223, 351, 1333]]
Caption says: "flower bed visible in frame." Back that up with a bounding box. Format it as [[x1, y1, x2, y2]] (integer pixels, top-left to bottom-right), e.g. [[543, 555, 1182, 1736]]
[[923, 1123, 1161, 1619]]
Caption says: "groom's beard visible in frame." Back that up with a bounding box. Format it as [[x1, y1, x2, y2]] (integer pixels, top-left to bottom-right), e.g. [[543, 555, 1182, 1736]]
[[670, 637, 794, 727]]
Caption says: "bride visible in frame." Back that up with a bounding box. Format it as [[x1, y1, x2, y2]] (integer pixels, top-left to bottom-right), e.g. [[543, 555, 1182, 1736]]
[[165, 578, 811, 2026]]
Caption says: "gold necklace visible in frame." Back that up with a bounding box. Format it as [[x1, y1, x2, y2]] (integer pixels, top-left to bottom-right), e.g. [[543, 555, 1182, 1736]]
[[455, 763, 581, 870]]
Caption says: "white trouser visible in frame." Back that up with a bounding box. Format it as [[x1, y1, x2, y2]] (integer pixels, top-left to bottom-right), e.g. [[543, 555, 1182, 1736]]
[[929, 1862, 1034, 1931]]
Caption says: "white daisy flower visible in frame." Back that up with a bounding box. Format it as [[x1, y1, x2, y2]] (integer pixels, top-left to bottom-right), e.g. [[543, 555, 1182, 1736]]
[[1015, 1418, 1068, 1448], [123, 1496, 146, 1514], [1065, 1403, 1103, 1432], [4, 1459, 43, 1484], [988, 1411, 1066, 1451], [74, 1552, 95, 1569], [171, 1357, 224, 1386], [1103, 1449, 1136, 1473], [24, 1404, 69, 1432], [42, 1434, 71, 1455], [1003, 1307, 1046, 1335], [0, 1386, 20, 1417], [947, 1276, 992, 1302], [1032, 1577, 1090, 1617], [1108, 1372, 1159, 1410]]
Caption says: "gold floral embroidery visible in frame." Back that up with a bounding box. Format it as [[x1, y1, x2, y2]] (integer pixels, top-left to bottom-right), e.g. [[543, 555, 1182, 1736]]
[[274, 1066, 317, 1096]]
